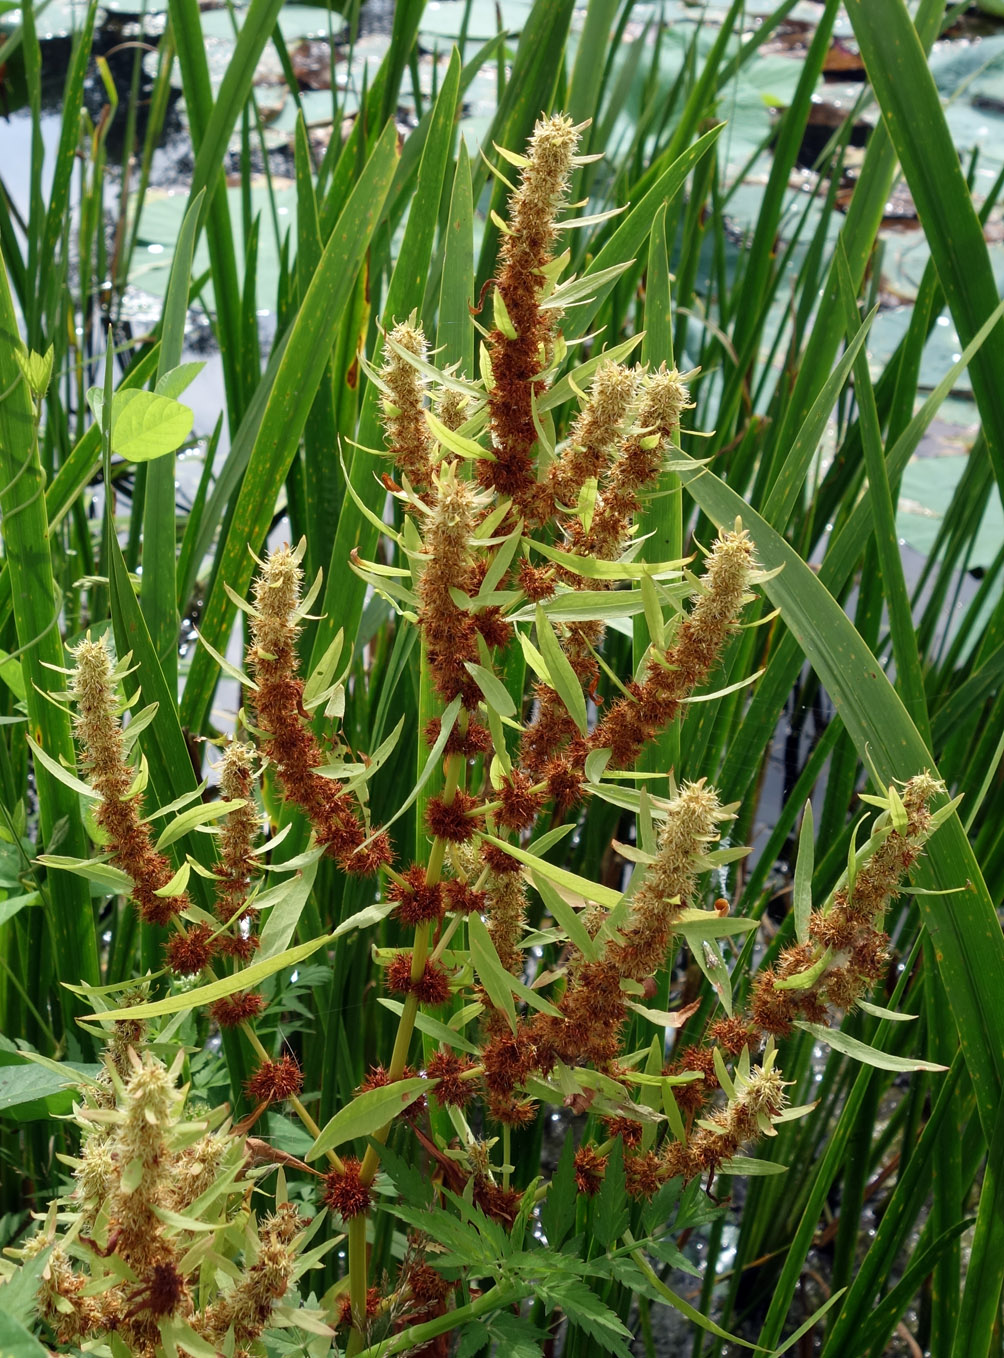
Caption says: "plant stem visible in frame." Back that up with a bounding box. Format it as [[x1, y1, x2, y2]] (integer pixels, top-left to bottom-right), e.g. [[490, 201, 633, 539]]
[[348, 747, 465, 1346], [348, 1213, 369, 1335], [352, 1283, 531, 1358]]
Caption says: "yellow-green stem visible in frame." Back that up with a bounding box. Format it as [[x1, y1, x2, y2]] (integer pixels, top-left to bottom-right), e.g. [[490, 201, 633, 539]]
[[430, 911, 462, 962], [350, 749, 464, 1338], [348, 1214, 369, 1336]]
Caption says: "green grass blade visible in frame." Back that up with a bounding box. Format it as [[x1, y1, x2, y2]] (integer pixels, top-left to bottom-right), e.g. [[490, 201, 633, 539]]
[[951, 1090, 1004, 1358], [821, 1054, 968, 1354], [437, 139, 474, 376], [846, 0, 1004, 500], [636, 202, 679, 773], [763, 0, 943, 489], [294, 112, 338, 588], [729, 0, 837, 362], [169, 0, 247, 420], [475, 0, 577, 288], [35, 0, 99, 342], [0, 250, 100, 1040], [762, 305, 875, 530], [834, 246, 931, 744], [0, 344, 162, 637], [565, 123, 724, 341], [310, 56, 460, 674], [140, 192, 203, 693], [181, 120, 399, 734]]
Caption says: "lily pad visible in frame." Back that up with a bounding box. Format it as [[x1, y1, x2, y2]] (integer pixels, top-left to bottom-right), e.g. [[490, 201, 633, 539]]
[[130, 182, 297, 304], [418, 0, 533, 41]]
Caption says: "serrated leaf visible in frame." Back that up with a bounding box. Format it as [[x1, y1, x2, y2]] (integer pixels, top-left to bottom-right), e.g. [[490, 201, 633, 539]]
[[372, 1138, 433, 1207], [0, 1310, 52, 1357], [541, 1134, 577, 1249], [486, 1310, 551, 1358], [455, 1321, 493, 1358], [540, 1274, 633, 1357], [646, 1235, 701, 1278], [308, 1077, 429, 1160], [391, 1201, 493, 1268], [594, 1138, 628, 1249]]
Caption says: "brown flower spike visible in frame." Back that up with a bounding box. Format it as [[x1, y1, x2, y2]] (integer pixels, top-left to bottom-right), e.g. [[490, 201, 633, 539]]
[[70, 634, 194, 926]]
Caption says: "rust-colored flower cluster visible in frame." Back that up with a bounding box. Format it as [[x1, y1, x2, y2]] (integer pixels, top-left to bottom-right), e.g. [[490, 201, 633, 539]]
[[484, 114, 582, 515], [381, 317, 435, 494], [22, 1042, 311, 1356], [69, 636, 193, 927], [248, 542, 392, 875]]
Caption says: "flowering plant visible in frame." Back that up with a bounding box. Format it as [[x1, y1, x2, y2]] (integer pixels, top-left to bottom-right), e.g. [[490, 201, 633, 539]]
[[5, 114, 953, 1358]]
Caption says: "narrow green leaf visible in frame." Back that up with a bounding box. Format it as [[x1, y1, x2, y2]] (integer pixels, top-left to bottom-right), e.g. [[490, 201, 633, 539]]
[[951, 1088, 1004, 1358], [308, 1077, 429, 1160], [535, 605, 588, 735], [256, 856, 320, 960], [792, 801, 814, 944], [479, 832, 623, 909], [84, 932, 335, 1022], [531, 871, 599, 961], [794, 1021, 946, 1073], [154, 798, 246, 851], [463, 662, 516, 717], [467, 912, 518, 1034], [378, 998, 481, 1056], [845, 0, 1004, 506]]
